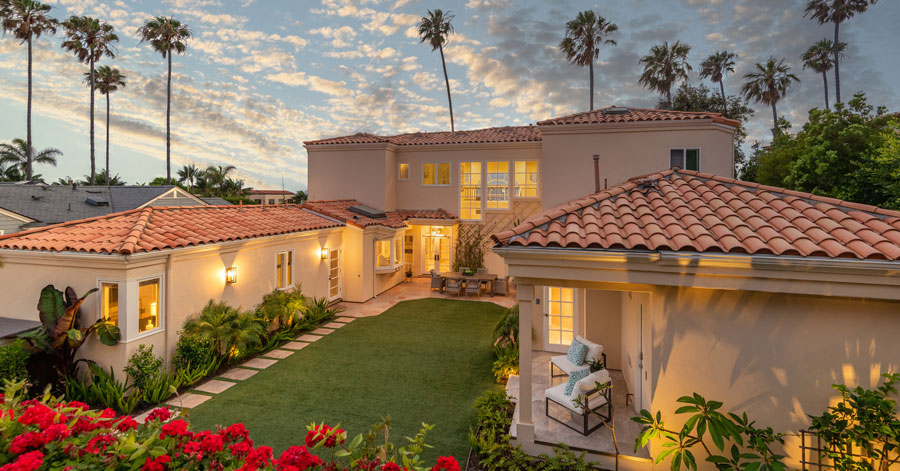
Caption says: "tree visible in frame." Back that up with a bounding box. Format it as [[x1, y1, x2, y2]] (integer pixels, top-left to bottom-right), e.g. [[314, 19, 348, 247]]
[[83, 169, 124, 186], [699, 50, 736, 112], [741, 57, 799, 139], [0, 138, 60, 179], [416, 9, 456, 132], [87, 65, 125, 185], [638, 40, 692, 105], [292, 190, 307, 204], [559, 10, 618, 111], [137, 17, 192, 184], [203, 165, 236, 196], [177, 163, 199, 192], [61, 16, 117, 185], [801, 39, 845, 110], [804, 0, 877, 104], [0, 0, 57, 180], [1, 161, 24, 181]]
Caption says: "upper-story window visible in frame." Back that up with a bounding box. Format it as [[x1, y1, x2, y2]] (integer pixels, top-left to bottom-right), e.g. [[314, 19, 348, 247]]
[[276, 251, 293, 289], [670, 149, 700, 171], [100, 282, 119, 326], [486, 161, 509, 210], [423, 162, 450, 186], [460, 162, 482, 221], [138, 278, 160, 333], [514, 161, 539, 198], [399, 163, 410, 180]]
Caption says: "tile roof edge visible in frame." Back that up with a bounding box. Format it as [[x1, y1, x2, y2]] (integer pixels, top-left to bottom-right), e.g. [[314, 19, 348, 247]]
[[0, 207, 148, 243], [119, 207, 154, 255]]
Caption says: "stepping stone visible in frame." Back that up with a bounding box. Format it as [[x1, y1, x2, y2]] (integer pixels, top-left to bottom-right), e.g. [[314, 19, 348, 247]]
[[334, 317, 355, 323], [297, 334, 323, 342], [324, 322, 345, 329], [193, 379, 236, 394], [166, 393, 211, 409], [282, 341, 309, 350], [219, 368, 258, 381], [262, 349, 294, 359], [312, 328, 334, 335], [242, 358, 277, 369]]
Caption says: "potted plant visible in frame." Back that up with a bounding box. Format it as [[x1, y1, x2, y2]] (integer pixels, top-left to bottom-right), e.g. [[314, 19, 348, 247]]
[[405, 263, 413, 281]]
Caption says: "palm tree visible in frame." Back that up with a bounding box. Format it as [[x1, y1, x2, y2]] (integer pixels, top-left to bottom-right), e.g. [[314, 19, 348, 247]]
[[0, 0, 57, 180], [559, 10, 618, 111], [801, 39, 845, 110], [86, 65, 125, 185], [804, 0, 877, 104], [0, 138, 60, 179], [416, 9, 456, 132], [84, 169, 124, 186], [741, 57, 800, 139], [699, 50, 737, 112], [182, 300, 264, 358], [203, 164, 236, 196], [177, 163, 199, 192], [638, 40, 693, 106], [61, 16, 118, 185], [137, 17, 192, 184], [292, 190, 307, 204], [1, 162, 23, 181]]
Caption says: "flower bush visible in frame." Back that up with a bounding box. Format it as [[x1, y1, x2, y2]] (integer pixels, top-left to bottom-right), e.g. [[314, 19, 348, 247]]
[[0, 381, 460, 471]]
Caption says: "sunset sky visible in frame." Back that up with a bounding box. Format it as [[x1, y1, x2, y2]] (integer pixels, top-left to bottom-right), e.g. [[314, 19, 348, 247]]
[[1, 0, 897, 191]]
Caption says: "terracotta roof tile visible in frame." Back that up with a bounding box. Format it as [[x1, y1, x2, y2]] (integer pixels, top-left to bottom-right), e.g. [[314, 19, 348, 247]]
[[491, 169, 900, 261], [0, 205, 344, 255], [536, 107, 741, 128], [302, 199, 455, 228], [304, 126, 540, 146]]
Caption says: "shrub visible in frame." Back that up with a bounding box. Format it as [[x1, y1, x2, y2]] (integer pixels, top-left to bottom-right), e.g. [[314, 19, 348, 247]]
[[491, 345, 518, 384], [141, 370, 182, 405], [491, 305, 519, 383], [469, 389, 531, 471], [174, 334, 216, 371], [123, 344, 163, 392], [303, 297, 341, 327], [256, 286, 306, 332], [453, 225, 485, 271], [64, 364, 140, 415], [0, 339, 29, 383], [181, 300, 264, 359]]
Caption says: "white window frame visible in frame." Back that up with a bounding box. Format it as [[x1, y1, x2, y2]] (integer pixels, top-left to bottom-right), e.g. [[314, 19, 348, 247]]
[[375, 236, 404, 272], [669, 148, 701, 171], [459, 161, 483, 222], [513, 160, 540, 199], [422, 162, 451, 187], [399, 162, 410, 180], [542, 286, 579, 353], [485, 160, 510, 211], [275, 250, 294, 290], [96, 279, 122, 326], [134, 275, 164, 340]]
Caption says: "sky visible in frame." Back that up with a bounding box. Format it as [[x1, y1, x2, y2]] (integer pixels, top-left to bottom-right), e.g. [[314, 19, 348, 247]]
[[0, 0, 897, 192]]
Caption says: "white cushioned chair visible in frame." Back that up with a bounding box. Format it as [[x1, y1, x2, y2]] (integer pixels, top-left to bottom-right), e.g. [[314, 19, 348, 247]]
[[545, 369, 612, 436], [550, 336, 605, 378]]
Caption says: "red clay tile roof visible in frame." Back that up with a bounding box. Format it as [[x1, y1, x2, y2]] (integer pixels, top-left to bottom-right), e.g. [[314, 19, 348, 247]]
[[303, 200, 456, 228], [0, 205, 343, 255], [304, 126, 541, 146], [492, 169, 900, 261], [537, 107, 740, 128]]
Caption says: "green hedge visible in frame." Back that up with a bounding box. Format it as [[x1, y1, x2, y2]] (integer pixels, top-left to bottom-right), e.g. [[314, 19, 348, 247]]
[[0, 339, 29, 383]]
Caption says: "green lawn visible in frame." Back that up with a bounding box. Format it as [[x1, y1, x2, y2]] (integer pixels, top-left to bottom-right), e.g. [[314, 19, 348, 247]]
[[186, 298, 504, 463]]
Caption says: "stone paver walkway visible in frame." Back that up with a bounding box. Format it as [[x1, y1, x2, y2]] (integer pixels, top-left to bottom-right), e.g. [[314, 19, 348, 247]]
[[241, 358, 277, 369], [297, 334, 323, 342], [337, 277, 516, 318], [194, 379, 236, 394], [282, 341, 309, 350], [220, 367, 259, 381], [262, 349, 294, 359], [312, 327, 334, 335]]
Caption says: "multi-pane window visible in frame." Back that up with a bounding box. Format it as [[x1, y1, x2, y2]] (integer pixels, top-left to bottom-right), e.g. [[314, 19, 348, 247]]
[[399, 163, 409, 180], [460, 162, 482, 221], [486, 161, 509, 210], [670, 149, 700, 171], [100, 282, 119, 326], [276, 251, 293, 289], [547, 287, 575, 346], [394, 238, 402, 266], [403, 234, 414, 267], [514, 161, 538, 198], [376, 240, 392, 268], [138, 278, 160, 333], [423, 162, 450, 185]]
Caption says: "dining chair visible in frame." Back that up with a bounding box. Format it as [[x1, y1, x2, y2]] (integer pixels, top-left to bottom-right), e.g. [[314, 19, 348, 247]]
[[465, 278, 481, 297], [492, 276, 509, 296], [445, 278, 463, 296]]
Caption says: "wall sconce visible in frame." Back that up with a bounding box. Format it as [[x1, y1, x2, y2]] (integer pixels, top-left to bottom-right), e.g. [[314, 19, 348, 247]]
[[225, 266, 238, 284], [320, 247, 329, 260]]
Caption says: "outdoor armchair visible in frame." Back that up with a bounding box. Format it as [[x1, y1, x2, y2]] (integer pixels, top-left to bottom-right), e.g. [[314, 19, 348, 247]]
[[545, 368, 612, 436], [492, 276, 509, 296], [430, 271, 445, 292], [551, 336, 605, 378]]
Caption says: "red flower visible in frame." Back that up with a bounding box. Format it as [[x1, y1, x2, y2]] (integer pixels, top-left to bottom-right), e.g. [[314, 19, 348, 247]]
[[432, 457, 461, 471], [71, 416, 106, 434], [238, 446, 273, 471], [160, 419, 190, 439], [275, 446, 323, 471], [141, 455, 171, 471], [85, 434, 116, 454], [17, 404, 60, 429], [222, 423, 250, 443], [146, 407, 173, 422], [117, 416, 140, 432], [229, 440, 254, 458], [40, 423, 71, 443], [61, 400, 91, 411], [305, 424, 346, 448], [0, 450, 44, 471], [381, 463, 406, 471], [9, 432, 43, 454]]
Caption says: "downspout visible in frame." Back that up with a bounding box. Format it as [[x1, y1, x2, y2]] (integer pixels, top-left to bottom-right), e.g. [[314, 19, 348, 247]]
[[165, 252, 174, 369], [593, 154, 601, 193]]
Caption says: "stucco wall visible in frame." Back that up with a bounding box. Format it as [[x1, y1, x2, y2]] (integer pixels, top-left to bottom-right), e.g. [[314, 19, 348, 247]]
[[585, 289, 622, 370], [307, 146, 391, 209]]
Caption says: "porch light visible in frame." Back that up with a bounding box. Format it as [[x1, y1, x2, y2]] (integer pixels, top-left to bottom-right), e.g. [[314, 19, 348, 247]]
[[321, 247, 329, 260], [225, 266, 238, 284]]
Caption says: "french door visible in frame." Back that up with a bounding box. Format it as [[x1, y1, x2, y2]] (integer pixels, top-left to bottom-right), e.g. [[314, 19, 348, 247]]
[[543, 287, 577, 353], [328, 249, 341, 301], [423, 226, 451, 273]]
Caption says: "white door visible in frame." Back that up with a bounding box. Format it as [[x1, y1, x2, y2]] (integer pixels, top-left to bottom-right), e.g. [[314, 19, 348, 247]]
[[328, 249, 341, 301], [543, 287, 577, 353]]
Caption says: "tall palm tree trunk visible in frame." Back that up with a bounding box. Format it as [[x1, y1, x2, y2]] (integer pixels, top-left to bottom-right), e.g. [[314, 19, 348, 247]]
[[719, 80, 727, 113], [166, 52, 172, 184], [89, 58, 96, 185], [26, 35, 33, 181], [833, 21, 841, 104], [105, 92, 110, 185], [822, 71, 830, 110], [589, 57, 594, 111], [771, 103, 778, 139], [438, 44, 455, 132]]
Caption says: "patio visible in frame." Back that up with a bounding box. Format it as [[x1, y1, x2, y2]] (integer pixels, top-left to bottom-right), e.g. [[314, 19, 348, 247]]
[[507, 351, 650, 460]]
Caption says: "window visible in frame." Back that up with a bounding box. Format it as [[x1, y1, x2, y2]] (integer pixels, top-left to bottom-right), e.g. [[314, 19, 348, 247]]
[[138, 278, 160, 333], [423, 162, 450, 186], [276, 251, 293, 289], [403, 234, 414, 266], [100, 282, 119, 326], [670, 149, 700, 171], [268, 199, 275, 205], [399, 163, 409, 180], [459, 162, 482, 221], [394, 238, 402, 266], [547, 287, 575, 346], [514, 161, 539, 198], [376, 239, 392, 268], [486, 161, 509, 210]]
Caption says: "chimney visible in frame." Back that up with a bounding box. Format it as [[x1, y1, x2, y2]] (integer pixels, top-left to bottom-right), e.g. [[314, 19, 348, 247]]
[[593, 154, 601, 193]]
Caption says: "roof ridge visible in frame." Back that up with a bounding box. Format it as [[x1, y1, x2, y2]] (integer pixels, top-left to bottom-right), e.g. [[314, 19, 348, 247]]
[[119, 207, 154, 255]]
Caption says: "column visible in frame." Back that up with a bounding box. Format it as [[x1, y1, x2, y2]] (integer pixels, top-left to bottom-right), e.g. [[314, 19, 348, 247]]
[[516, 283, 535, 442]]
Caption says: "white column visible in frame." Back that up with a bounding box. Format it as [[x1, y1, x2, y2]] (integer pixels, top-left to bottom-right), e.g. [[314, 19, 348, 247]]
[[516, 283, 535, 442]]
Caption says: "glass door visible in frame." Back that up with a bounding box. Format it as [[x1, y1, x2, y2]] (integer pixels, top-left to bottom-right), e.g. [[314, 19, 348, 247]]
[[544, 287, 576, 353], [328, 249, 340, 301], [423, 226, 451, 273]]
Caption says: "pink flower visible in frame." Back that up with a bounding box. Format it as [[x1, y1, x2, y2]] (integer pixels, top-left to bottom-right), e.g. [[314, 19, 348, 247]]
[[0, 450, 44, 471]]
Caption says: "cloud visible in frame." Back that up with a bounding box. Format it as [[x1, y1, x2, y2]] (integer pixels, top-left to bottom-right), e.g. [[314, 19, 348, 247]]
[[266, 72, 350, 97]]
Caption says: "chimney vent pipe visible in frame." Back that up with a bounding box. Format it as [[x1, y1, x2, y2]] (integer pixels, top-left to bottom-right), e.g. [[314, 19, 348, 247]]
[[593, 154, 601, 193]]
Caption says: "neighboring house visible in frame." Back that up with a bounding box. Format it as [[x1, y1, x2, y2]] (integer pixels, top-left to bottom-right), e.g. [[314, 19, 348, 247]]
[[305, 106, 739, 276], [247, 190, 295, 205], [0, 183, 217, 234], [491, 169, 900, 469]]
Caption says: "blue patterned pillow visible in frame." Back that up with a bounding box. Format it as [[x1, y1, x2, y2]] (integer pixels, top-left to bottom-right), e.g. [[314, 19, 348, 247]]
[[565, 368, 590, 396], [566, 340, 587, 366]]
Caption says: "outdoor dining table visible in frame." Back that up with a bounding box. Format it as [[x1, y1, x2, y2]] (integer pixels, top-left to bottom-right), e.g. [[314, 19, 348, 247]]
[[440, 272, 497, 295]]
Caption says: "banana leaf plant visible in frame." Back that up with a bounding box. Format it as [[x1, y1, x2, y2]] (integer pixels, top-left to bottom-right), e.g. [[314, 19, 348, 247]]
[[19, 285, 121, 382]]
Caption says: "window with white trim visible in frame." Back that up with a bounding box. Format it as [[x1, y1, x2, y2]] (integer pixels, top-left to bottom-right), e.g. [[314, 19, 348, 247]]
[[486, 161, 509, 210], [276, 251, 293, 289], [670, 149, 700, 171], [138, 278, 160, 333], [376, 237, 404, 270], [100, 282, 119, 327], [514, 161, 538, 198], [459, 162, 482, 221], [399, 163, 409, 180], [423, 162, 450, 186]]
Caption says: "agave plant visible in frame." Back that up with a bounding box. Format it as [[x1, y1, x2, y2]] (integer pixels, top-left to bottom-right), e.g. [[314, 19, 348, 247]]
[[19, 285, 120, 384]]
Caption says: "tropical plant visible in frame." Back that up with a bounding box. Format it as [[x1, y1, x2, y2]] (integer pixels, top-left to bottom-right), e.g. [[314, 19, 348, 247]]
[[804, 0, 878, 104], [220, 176, 248, 197], [0, 161, 23, 181], [302, 296, 341, 327], [62, 15, 118, 185], [173, 333, 216, 371], [491, 347, 518, 384], [741, 57, 800, 138], [493, 304, 519, 351], [699, 50, 737, 112], [140, 369, 181, 406], [802, 39, 845, 110], [559, 10, 618, 111], [0, 0, 58, 181], [639, 40, 692, 105], [469, 389, 534, 471], [84, 168, 124, 186], [123, 344, 162, 393], [177, 163, 200, 191], [203, 164, 236, 196], [64, 363, 141, 414], [181, 300, 264, 359], [18, 284, 120, 385], [138, 16, 192, 184], [292, 189, 308, 204], [255, 287, 307, 332], [416, 9, 456, 132], [0, 339, 29, 383], [0, 138, 59, 180], [89, 65, 126, 180]]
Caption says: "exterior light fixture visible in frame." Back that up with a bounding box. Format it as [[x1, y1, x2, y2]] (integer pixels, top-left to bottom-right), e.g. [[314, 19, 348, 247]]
[[225, 266, 238, 284], [321, 248, 329, 260]]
